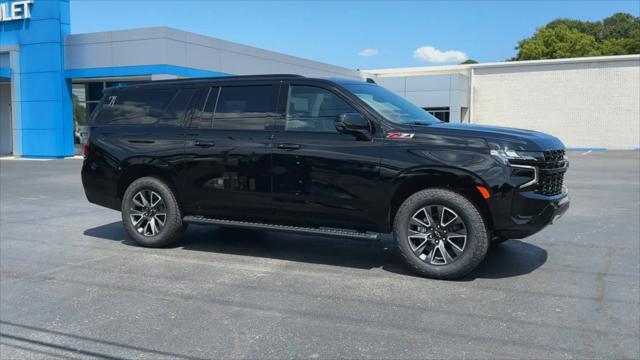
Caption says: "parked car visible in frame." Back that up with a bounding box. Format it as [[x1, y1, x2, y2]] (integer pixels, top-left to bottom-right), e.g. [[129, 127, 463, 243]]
[[74, 124, 90, 145], [81, 74, 570, 279]]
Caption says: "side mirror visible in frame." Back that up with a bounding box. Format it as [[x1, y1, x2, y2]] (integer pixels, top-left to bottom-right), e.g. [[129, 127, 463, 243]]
[[335, 113, 371, 140]]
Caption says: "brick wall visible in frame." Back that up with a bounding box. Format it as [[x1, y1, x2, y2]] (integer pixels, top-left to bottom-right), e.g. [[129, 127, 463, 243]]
[[472, 59, 640, 149]]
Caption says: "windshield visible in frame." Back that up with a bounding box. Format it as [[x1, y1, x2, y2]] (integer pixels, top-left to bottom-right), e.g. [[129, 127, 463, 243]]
[[343, 84, 441, 125]]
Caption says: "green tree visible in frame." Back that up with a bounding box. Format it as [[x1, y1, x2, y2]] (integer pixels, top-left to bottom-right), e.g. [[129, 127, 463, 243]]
[[624, 29, 640, 54], [601, 13, 639, 40], [513, 12, 640, 60], [515, 25, 601, 60], [546, 18, 602, 40], [460, 59, 478, 64], [599, 38, 630, 55]]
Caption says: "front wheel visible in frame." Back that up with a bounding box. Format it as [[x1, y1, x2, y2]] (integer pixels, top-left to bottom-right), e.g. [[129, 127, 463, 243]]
[[121, 177, 184, 247], [393, 189, 489, 279]]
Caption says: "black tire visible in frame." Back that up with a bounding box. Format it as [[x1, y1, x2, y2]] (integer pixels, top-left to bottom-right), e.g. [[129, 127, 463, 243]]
[[393, 188, 489, 280], [121, 177, 184, 247]]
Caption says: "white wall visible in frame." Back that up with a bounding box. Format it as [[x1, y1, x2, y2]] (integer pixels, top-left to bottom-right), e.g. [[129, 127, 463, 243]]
[[471, 58, 640, 149]]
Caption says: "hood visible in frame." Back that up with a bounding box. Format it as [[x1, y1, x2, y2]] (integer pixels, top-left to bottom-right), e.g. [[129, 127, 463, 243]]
[[410, 123, 565, 151]]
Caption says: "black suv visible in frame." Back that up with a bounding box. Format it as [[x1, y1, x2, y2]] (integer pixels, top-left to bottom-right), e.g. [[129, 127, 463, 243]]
[[82, 74, 570, 279]]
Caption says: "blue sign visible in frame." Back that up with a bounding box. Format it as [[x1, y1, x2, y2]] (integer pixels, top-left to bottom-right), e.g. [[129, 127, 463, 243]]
[[0, 1, 33, 22], [1, 0, 72, 158]]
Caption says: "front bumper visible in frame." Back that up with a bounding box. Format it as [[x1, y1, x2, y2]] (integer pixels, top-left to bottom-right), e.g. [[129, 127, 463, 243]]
[[494, 187, 570, 239]]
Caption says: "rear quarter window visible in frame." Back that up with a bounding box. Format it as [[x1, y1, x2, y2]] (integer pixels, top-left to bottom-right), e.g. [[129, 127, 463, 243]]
[[92, 89, 194, 126]]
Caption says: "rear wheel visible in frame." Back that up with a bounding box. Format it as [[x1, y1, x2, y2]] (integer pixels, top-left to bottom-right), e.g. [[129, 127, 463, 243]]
[[122, 177, 184, 247], [393, 189, 489, 279]]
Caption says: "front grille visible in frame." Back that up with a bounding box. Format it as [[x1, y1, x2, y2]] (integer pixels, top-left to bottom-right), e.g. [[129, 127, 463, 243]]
[[544, 149, 565, 162], [536, 149, 567, 196], [537, 172, 565, 196]]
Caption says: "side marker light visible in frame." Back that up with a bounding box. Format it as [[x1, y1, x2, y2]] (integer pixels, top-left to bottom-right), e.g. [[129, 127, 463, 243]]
[[476, 185, 491, 199]]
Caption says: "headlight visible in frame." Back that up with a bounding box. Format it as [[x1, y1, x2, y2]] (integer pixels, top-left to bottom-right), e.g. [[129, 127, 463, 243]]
[[490, 149, 540, 189], [490, 149, 542, 162]]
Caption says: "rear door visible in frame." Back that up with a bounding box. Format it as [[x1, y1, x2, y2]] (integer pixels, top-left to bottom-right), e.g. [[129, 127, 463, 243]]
[[180, 82, 279, 222], [270, 82, 382, 230]]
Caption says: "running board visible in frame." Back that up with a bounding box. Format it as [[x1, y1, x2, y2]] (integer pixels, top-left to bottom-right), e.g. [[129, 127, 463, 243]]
[[183, 216, 380, 240]]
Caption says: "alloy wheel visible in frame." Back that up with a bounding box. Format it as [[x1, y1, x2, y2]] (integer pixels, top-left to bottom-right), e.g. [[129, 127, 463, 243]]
[[407, 205, 467, 265], [130, 190, 167, 237]]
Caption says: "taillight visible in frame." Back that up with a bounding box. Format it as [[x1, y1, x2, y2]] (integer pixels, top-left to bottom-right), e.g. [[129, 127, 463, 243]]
[[83, 143, 90, 158]]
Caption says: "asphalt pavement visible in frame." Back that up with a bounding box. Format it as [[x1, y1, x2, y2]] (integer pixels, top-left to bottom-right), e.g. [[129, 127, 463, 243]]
[[0, 151, 638, 359]]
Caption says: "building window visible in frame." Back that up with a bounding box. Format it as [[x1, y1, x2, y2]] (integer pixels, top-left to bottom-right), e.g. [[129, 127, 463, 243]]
[[72, 84, 89, 146], [460, 107, 469, 123], [423, 107, 450, 123]]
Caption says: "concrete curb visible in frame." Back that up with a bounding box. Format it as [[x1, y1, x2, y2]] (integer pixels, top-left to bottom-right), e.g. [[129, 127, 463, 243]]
[[0, 156, 83, 161]]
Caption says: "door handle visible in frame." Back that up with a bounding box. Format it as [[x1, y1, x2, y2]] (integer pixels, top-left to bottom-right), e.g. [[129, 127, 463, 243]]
[[194, 140, 216, 148], [277, 143, 301, 150]]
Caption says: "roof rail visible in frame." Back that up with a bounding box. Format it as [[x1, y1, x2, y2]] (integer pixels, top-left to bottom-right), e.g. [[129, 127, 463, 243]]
[[238, 74, 305, 78], [207, 74, 305, 80]]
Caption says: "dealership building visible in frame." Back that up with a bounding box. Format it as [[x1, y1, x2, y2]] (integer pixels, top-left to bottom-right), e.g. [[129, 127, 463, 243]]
[[1, 0, 639, 157]]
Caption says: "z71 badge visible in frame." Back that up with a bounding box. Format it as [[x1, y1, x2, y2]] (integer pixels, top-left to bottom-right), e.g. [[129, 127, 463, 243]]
[[386, 132, 415, 139]]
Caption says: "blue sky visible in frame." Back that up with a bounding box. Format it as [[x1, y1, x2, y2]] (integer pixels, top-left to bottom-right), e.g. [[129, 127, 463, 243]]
[[70, 0, 640, 69]]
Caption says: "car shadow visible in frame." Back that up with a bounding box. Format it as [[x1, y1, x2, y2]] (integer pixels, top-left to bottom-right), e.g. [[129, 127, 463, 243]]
[[83, 221, 136, 244], [84, 222, 547, 280]]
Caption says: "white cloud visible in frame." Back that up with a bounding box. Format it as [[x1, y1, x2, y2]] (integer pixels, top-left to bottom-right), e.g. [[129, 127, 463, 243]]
[[413, 46, 467, 63], [358, 48, 379, 57]]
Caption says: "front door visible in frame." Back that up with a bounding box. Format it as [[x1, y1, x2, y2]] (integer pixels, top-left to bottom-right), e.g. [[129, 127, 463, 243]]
[[271, 83, 382, 230], [180, 83, 278, 222]]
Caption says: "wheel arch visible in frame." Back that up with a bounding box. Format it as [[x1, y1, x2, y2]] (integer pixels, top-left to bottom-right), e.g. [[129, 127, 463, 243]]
[[388, 168, 494, 233], [116, 163, 180, 205]]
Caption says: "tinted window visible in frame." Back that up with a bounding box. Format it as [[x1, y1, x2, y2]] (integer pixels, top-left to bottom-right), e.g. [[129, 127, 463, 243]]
[[212, 86, 273, 130], [286, 86, 355, 132], [158, 89, 196, 126], [190, 87, 219, 129], [343, 84, 441, 125], [93, 89, 177, 125]]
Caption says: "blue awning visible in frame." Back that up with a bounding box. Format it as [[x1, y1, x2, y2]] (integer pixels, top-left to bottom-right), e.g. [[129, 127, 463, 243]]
[[65, 64, 230, 80]]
